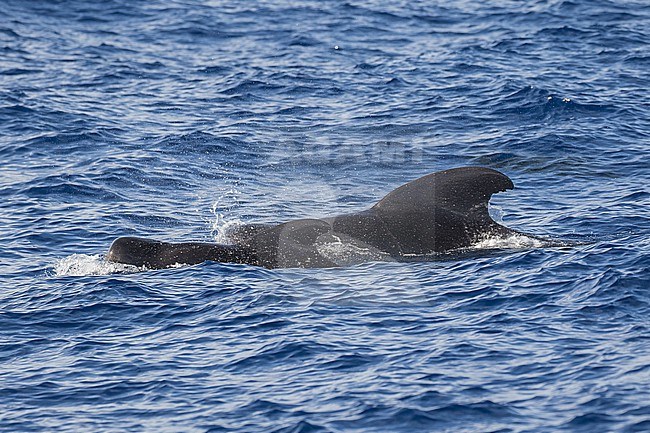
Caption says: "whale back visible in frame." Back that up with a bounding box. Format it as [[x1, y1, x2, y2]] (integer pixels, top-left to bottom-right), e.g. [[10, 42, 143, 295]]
[[250, 167, 517, 262], [106, 167, 520, 269]]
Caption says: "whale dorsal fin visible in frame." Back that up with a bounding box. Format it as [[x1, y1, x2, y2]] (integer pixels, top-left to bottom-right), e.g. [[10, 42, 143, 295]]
[[373, 167, 514, 215]]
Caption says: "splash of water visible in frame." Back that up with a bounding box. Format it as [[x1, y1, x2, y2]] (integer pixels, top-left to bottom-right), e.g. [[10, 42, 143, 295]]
[[209, 189, 243, 244], [52, 254, 144, 277]]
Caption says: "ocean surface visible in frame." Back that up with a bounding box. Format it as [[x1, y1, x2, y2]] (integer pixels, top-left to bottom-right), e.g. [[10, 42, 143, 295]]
[[1, 0, 649, 431]]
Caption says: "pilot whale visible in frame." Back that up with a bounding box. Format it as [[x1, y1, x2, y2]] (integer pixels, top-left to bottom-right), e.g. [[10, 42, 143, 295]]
[[107, 166, 526, 269]]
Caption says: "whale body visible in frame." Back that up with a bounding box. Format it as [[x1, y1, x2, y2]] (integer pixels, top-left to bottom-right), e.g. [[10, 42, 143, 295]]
[[107, 167, 522, 269]]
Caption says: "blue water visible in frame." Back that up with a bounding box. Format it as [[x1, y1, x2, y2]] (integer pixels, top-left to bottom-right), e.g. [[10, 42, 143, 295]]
[[1, 0, 649, 431]]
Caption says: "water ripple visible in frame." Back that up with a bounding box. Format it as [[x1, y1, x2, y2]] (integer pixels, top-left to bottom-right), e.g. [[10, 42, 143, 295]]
[[1, 0, 649, 431]]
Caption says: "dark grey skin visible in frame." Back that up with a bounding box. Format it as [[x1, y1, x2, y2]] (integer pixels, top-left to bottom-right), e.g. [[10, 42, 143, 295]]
[[107, 167, 520, 269]]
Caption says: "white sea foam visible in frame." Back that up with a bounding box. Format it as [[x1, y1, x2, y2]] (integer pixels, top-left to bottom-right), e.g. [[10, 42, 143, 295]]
[[52, 254, 144, 277], [471, 233, 545, 250]]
